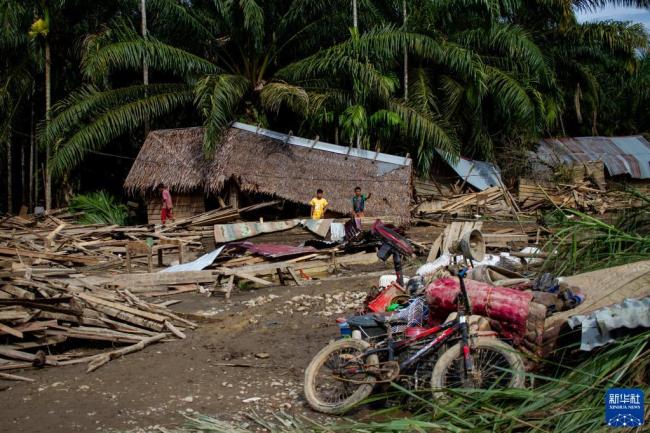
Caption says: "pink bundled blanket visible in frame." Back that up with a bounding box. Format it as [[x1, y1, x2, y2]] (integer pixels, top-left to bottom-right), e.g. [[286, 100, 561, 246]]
[[425, 277, 534, 344]]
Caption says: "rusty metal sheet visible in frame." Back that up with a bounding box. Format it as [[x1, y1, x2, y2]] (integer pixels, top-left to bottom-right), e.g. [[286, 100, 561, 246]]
[[536, 136, 650, 179]]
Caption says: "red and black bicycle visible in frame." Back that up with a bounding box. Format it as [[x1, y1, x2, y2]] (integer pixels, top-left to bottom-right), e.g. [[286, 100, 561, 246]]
[[304, 266, 526, 414]]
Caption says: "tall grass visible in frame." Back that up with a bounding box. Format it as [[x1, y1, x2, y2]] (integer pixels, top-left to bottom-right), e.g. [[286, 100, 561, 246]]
[[69, 191, 129, 225], [542, 191, 650, 275], [158, 331, 649, 433]]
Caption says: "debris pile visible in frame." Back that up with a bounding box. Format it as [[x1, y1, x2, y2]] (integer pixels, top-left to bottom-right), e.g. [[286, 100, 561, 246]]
[[0, 274, 195, 377]]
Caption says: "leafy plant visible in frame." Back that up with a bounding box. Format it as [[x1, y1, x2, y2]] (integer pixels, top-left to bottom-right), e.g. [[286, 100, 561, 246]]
[[68, 190, 128, 225], [542, 191, 650, 275]]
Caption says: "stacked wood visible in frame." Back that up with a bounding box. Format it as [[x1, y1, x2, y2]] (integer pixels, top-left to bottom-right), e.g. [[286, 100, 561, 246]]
[[518, 179, 648, 213], [414, 186, 513, 217], [0, 273, 195, 374]]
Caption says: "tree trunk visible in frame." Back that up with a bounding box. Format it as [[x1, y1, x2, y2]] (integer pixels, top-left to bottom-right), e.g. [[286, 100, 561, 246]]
[[141, 0, 149, 136], [403, 0, 408, 100], [44, 40, 52, 210], [21, 137, 25, 207], [29, 82, 35, 212], [6, 134, 12, 214], [352, 0, 358, 29]]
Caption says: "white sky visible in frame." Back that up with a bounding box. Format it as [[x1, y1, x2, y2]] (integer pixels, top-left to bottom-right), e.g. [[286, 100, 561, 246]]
[[576, 6, 650, 29]]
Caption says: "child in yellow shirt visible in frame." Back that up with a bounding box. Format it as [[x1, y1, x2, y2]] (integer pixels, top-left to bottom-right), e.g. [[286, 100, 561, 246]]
[[309, 189, 328, 219]]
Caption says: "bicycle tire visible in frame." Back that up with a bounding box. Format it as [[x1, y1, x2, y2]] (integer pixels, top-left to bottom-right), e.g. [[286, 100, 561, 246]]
[[430, 337, 525, 397], [304, 338, 379, 414]]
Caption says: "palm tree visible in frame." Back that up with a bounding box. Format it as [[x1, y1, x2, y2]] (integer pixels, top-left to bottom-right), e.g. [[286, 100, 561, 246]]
[[45, 0, 479, 174], [1, 0, 34, 213]]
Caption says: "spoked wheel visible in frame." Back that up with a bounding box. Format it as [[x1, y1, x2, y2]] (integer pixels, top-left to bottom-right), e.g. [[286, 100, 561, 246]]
[[430, 337, 525, 397], [304, 338, 379, 414]]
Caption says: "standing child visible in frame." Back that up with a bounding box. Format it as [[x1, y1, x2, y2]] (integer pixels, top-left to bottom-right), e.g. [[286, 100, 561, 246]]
[[352, 186, 371, 218], [158, 183, 175, 225], [309, 189, 328, 219]]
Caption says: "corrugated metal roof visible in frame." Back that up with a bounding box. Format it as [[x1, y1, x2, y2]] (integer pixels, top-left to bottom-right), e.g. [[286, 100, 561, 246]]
[[567, 297, 650, 351], [536, 136, 650, 179], [442, 155, 503, 191]]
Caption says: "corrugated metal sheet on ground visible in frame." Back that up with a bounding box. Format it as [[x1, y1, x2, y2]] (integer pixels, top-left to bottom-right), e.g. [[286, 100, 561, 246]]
[[536, 136, 650, 179], [568, 297, 650, 351], [439, 153, 503, 191]]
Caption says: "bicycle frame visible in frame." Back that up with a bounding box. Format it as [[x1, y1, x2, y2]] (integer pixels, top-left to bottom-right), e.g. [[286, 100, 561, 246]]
[[345, 267, 476, 377]]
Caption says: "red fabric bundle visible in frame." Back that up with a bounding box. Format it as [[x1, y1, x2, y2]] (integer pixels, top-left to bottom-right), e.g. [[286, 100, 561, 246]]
[[425, 277, 533, 344]]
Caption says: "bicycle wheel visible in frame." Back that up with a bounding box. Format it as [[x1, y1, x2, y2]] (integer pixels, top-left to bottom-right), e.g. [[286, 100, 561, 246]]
[[430, 337, 525, 396], [304, 338, 379, 414]]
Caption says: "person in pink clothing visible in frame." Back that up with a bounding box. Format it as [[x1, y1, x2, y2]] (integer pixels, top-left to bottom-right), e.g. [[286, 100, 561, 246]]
[[157, 183, 174, 224]]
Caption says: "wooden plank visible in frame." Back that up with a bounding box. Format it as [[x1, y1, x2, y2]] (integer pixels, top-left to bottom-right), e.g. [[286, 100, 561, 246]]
[[0, 284, 36, 300], [144, 285, 199, 297], [233, 271, 274, 287], [0, 347, 58, 365], [76, 292, 166, 322], [286, 267, 303, 286], [0, 372, 35, 382], [426, 234, 443, 262], [0, 247, 100, 265], [0, 322, 23, 338], [110, 271, 219, 287]]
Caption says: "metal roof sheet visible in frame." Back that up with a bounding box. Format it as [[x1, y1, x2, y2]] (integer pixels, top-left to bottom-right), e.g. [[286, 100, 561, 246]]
[[536, 136, 650, 179], [442, 155, 503, 191], [568, 297, 650, 351], [232, 122, 411, 167]]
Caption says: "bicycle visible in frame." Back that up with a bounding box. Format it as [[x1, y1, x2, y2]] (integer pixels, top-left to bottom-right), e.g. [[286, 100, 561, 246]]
[[304, 266, 526, 414]]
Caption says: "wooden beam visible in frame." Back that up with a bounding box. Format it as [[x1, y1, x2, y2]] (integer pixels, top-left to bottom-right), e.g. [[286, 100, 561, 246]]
[[0, 322, 23, 338], [76, 292, 166, 322], [232, 271, 273, 287], [110, 271, 219, 287], [0, 247, 100, 265]]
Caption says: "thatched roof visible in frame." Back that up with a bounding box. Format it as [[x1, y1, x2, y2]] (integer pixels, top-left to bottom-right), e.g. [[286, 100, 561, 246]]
[[125, 123, 412, 221], [124, 127, 205, 194]]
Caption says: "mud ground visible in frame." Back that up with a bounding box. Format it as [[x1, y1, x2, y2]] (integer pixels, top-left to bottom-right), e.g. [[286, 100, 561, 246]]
[[0, 264, 400, 433]]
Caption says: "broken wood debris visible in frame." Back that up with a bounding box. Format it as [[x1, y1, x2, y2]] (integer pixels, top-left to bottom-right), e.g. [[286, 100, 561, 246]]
[[0, 273, 196, 374]]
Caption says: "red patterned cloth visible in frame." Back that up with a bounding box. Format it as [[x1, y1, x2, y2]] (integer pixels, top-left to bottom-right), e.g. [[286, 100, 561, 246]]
[[425, 277, 533, 344]]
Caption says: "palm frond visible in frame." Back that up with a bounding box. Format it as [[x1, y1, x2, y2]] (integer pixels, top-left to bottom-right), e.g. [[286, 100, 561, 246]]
[[69, 191, 128, 225], [82, 24, 219, 80], [51, 88, 194, 175], [455, 23, 553, 85], [389, 98, 460, 172], [148, 0, 219, 44], [260, 82, 309, 116], [41, 83, 185, 150], [194, 73, 250, 153]]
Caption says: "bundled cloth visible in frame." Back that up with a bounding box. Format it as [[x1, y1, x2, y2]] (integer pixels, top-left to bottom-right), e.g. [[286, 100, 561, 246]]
[[425, 277, 546, 356]]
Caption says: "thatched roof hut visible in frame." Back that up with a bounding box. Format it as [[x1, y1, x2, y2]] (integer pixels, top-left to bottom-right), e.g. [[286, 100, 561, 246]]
[[125, 123, 412, 221]]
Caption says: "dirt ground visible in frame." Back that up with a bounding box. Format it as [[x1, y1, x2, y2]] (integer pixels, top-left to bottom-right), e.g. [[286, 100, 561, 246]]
[[0, 265, 398, 433]]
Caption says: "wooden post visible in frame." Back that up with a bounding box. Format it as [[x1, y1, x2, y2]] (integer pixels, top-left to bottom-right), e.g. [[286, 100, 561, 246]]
[[276, 268, 286, 286], [126, 248, 132, 273], [229, 182, 239, 210]]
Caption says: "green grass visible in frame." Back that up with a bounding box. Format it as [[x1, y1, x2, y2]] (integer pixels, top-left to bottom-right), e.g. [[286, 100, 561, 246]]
[[542, 190, 650, 275]]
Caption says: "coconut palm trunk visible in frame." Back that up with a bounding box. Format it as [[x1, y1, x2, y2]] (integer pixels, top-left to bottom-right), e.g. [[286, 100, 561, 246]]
[[6, 135, 12, 213], [141, 0, 149, 135], [403, 0, 408, 100], [352, 0, 358, 29], [44, 38, 52, 210]]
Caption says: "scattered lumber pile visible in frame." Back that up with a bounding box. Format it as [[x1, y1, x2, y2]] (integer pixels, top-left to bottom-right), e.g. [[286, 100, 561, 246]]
[[414, 186, 515, 218], [518, 179, 647, 213], [0, 273, 195, 375], [0, 205, 251, 275]]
